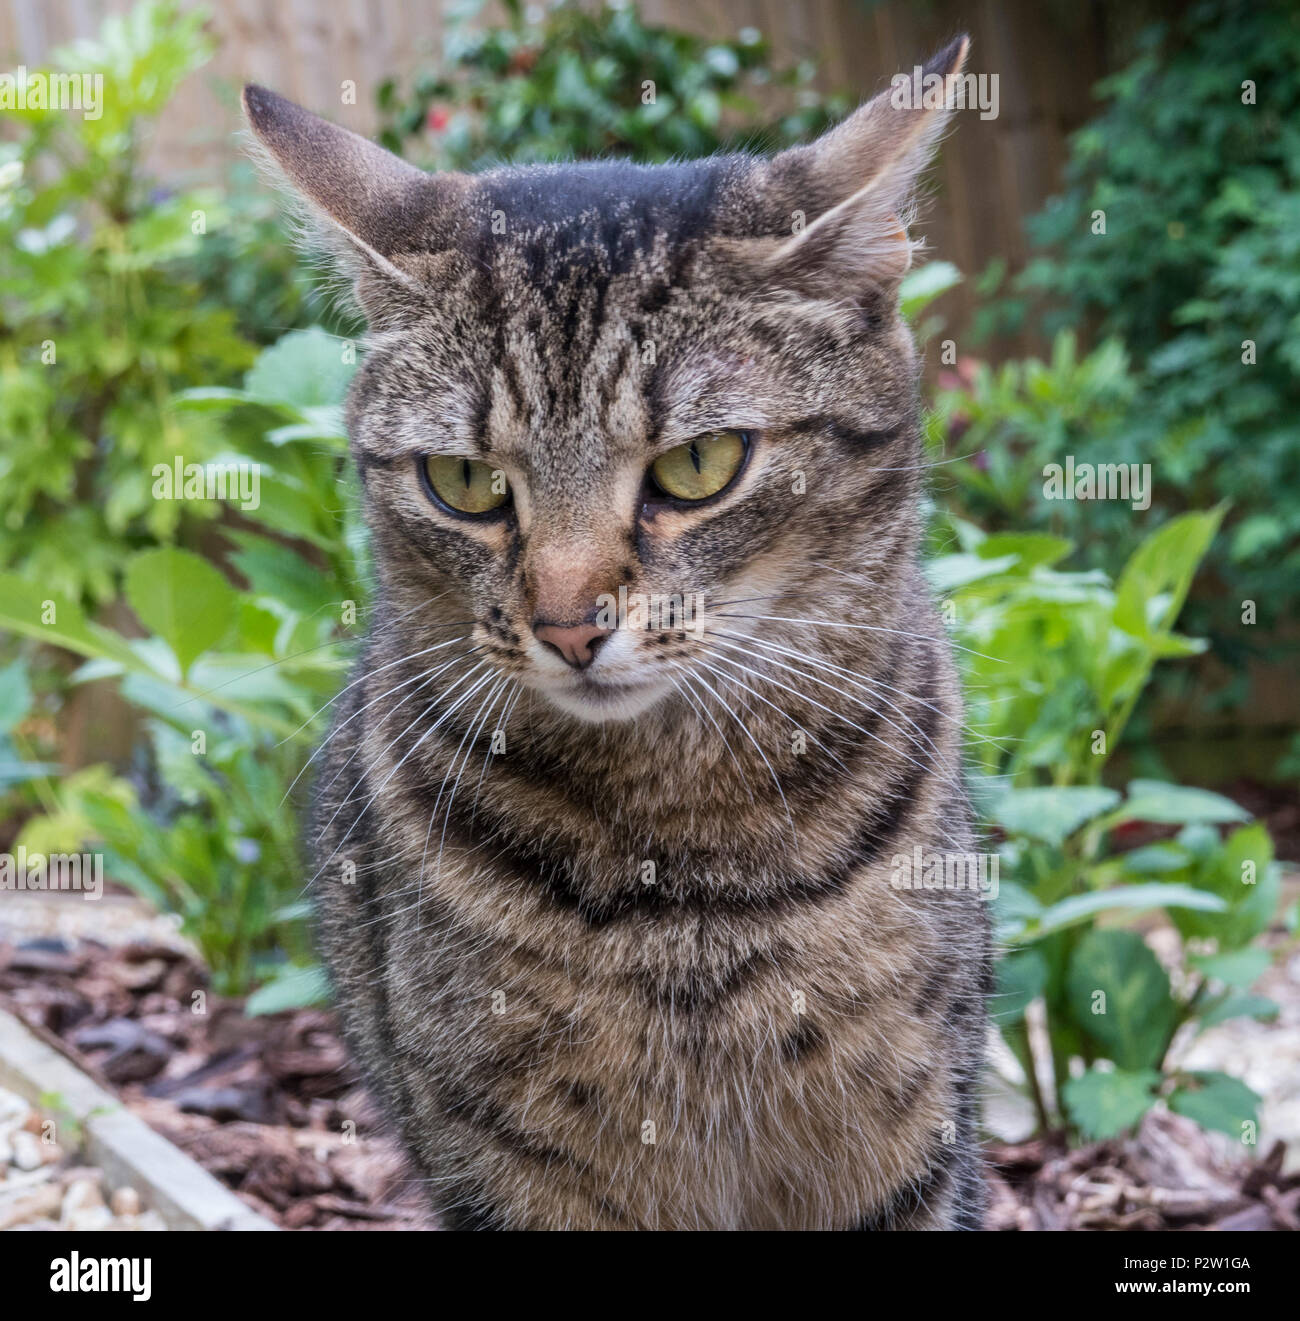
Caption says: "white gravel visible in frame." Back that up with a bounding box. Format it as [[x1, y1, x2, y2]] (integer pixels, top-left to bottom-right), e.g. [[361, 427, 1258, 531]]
[[0, 1085, 167, 1231]]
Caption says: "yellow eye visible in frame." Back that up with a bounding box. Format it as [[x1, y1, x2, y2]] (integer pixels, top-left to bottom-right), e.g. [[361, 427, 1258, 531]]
[[649, 431, 748, 502], [422, 455, 509, 515]]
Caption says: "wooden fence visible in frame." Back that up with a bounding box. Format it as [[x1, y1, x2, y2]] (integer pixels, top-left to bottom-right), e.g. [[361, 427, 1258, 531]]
[[2, 0, 1110, 353]]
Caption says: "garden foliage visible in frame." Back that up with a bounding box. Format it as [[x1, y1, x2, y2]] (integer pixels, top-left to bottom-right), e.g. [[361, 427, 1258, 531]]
[[376, 0, 848, 168], [964, 0, 1300, 654]]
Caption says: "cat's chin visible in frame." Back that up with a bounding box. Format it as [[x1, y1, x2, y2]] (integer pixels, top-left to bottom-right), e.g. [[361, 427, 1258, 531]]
[[538, 675, 672, 724]]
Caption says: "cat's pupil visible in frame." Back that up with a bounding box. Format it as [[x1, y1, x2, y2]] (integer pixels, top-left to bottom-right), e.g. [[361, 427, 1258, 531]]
[[462, 459, 473, 489], [689, 440, 701, 473]]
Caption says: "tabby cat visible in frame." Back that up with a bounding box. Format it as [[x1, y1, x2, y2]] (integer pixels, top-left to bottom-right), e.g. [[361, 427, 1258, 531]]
[[245, 32, 991, 1231]]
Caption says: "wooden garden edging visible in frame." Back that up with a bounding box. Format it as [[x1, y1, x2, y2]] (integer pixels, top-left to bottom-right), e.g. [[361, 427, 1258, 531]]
[[0, 1008, 276, 1231]]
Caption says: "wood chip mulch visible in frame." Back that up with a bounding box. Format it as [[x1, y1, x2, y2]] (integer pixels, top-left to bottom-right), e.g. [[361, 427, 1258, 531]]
[[2, 934, 1296, 1231], [985, 1111, 1300, 1231], [0, 936, 428, 1230]]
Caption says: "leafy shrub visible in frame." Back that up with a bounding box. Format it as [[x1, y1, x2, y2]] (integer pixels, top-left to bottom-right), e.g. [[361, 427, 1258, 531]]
[[0, 1, 257, 603], [30, 726, 314, 997], [0, 660, 59, 833], [2, 330, 365, 998], [377, 0, 848, 168], [992, 0, 1300, 640], [928, 330, 1169, 647], [931, 332, 1136, 532], [184, 158, 349, 347], [934, 510, 1282, 1140]]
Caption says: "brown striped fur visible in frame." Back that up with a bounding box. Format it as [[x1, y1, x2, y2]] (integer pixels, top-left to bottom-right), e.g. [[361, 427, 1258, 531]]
[[246, 34, 990, 1231]]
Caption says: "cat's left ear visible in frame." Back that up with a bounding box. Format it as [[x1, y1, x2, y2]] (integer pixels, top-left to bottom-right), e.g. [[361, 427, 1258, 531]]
[[756, 35, 969, 298]]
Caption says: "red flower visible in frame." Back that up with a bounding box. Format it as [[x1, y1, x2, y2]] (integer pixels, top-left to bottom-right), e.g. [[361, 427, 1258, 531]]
[[426, 106, 450, 133]]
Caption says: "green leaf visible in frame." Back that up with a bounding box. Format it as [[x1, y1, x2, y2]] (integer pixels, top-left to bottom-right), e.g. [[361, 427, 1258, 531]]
[[1168, 1071, 1259, 1139], [1189, 946, 1271, 990], [226, 531, 337, 617], [1178, 823, 1221, 859], [927, 552, 1019, 594], [1063, 1066, 1160, 1140], [125, 548, 238, 677], [900, 260, 962, 321], [1033, 882, 1226, 937], [1198, 993, 1278, 1029], [117, 668, 302, 742], [1065, 929, 1177, 1070], [0, 573, 140, 669], [976, 532, 1073, 570], [991, 878, 1045, 942], [1113, 508, 1224, 640], [1171, 823, 1280, 950], [245, 964, 332, 1016], [147, 720, 217, 807], [171, 386, 249, 412], [243, 328, 355, 411], [0, 660, 33, 734], [1119, 841, 1192, 875], [991, 786, 1121, 845], [1109, 779, 1249, 827]]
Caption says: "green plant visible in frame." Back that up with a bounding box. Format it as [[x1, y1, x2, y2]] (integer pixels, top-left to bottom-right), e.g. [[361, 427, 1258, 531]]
[[36, 1090, 110, 1149], [0, 660, 56, 789], [2, 329, 366, 998], [0, 1, 261, 603], [0, 659, 60, 843], [936, 506, 1220, 788], [992, 0, 1300, 644], [183, 158, 352, 347], [377, 0, 849, 169], [933, 510, 1283, 1141], [931, 331, 1138, 535], [26, 728, 314, 997]]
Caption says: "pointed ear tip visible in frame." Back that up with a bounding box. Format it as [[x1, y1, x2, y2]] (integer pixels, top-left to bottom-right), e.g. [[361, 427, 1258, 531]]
[[241, 83, 268, 122], [927, 33, 971, 77], [241, 83, 292, 130]]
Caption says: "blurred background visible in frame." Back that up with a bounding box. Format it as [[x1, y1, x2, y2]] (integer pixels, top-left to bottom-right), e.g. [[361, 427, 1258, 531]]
[[1, 0, 1297, 1230]]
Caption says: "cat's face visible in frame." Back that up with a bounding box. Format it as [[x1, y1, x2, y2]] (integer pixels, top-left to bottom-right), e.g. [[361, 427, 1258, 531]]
[[347, 163, 920, 722], [245, 39, 964, 724]]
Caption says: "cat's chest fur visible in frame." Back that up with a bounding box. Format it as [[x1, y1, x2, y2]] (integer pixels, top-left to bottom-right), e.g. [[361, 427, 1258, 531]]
[[313, 671, 987, 1230]]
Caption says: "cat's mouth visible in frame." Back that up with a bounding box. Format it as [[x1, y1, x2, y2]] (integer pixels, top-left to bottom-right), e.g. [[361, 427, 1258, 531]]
[[540, 670, 672, 724]]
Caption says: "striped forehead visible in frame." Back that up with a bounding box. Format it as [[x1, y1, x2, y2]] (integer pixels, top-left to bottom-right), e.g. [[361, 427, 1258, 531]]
[[482, 272, 654, 481], [468, 166, 727, 469]]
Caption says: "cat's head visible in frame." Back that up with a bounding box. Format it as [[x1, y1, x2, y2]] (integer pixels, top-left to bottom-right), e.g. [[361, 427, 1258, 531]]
[[244, 37, 966, 725]]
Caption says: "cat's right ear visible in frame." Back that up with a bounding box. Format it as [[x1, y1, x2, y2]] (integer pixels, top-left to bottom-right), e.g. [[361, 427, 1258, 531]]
[[242, 84, 464, 291]]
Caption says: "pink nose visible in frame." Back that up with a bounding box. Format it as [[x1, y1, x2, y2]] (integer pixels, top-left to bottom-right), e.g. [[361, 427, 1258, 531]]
[[533, 621, 610, 670]]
